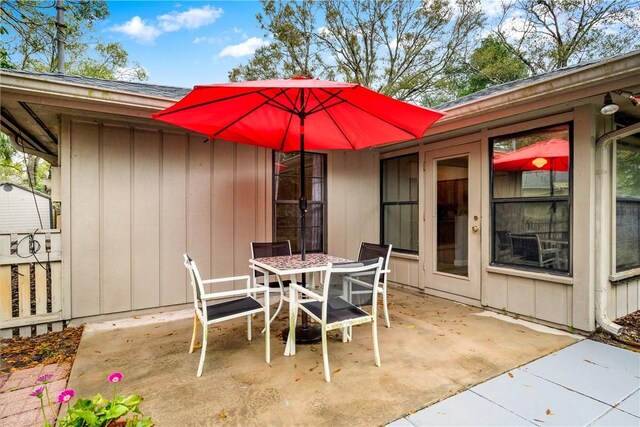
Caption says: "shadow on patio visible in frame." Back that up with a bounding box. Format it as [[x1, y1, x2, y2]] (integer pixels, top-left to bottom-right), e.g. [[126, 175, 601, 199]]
[[67, 288, 577, 426]]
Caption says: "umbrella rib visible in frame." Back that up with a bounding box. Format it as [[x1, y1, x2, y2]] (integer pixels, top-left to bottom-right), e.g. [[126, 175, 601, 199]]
[[257, 92, 298, 115], [212, 88, 289, 138], [317, 88, 420, 138], [279, 113, 295, 152], [308, 90, 356, 149], [305, 89, 346, 116], [153, 88, 266, 117]]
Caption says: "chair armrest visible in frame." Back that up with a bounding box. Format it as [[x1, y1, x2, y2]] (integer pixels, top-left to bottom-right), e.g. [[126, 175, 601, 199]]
[[201, 275, 251, 285], [201, 286, 268, 301], [289, 282, 323, 301]]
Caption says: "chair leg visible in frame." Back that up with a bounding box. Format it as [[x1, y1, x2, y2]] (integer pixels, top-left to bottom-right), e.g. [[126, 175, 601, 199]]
[[382, 288, 391, 328], [372, 319, 381, 367], [247, 314, 252, 341], [262, 291, 283, 334], [197, 325, 208, 377], [322, 324, 331, 382], [189, 314, 198, 354]]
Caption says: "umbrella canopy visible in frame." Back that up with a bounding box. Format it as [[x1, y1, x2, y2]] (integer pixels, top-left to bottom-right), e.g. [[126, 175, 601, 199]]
[[493, 138, 569, 172], [152, 77, 443, 151], [152, 77, 444, 258]]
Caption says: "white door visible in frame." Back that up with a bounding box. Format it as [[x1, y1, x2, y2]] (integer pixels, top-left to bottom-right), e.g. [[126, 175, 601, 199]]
[[424, 142, 481, 301]]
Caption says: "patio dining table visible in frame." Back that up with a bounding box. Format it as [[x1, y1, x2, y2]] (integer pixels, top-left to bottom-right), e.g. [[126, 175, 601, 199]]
[[249, 253, 351, 356]]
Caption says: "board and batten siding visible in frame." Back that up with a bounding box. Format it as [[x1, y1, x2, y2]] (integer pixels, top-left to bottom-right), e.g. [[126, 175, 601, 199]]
[[65, 119, 272, 319], [610, 279, 640, 320], [327, 150, 380, 259]]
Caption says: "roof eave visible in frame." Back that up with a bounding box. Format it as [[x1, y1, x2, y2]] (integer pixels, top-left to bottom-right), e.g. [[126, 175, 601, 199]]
[[427, 51, 640, 136]]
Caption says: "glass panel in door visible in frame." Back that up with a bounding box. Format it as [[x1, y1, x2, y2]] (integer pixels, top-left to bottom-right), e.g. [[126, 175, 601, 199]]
[[436, 156, 469, 277]]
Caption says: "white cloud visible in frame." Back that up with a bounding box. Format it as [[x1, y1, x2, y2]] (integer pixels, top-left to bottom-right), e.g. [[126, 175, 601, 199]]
[[158, 5, 223, 32], [479, 0, 505, 18], [193, 36, 218, 44], [219, 37, 269, 58], [110, 16, 161, 44]]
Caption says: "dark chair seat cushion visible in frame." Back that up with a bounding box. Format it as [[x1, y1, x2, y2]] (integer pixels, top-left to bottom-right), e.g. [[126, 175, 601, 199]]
[[268, 279, 291, 288], [206, 297, 262, 321], [301, 298, 369, 324]]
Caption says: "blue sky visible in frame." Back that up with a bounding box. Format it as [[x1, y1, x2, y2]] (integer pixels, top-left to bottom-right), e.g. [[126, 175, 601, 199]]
[[101, 1, 267, 88]]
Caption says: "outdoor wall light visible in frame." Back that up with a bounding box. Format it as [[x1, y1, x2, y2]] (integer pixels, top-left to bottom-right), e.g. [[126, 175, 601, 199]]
[[600, 92, 619, 115], [616, 90, 640, 107]]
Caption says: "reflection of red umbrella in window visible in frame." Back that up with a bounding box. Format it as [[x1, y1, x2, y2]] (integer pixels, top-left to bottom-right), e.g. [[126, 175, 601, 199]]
[[493, 139, 569, 172], [494, 138, 569, 235]]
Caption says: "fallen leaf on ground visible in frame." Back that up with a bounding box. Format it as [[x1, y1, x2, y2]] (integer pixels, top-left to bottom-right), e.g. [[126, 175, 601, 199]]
[[508, 372, 514, 378]]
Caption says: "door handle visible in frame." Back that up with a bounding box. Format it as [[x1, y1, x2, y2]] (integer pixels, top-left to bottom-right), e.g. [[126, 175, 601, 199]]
[[472, 226, 480, 233]]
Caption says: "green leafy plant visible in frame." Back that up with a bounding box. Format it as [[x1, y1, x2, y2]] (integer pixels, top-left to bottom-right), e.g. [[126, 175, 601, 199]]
[[31, 371, 154, 427]]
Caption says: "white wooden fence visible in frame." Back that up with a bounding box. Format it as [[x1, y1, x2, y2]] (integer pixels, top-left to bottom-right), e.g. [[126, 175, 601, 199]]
[[0, 230, 65, 338]]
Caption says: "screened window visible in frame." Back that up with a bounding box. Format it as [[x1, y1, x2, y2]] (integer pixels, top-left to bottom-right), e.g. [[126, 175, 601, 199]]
[[616, 135, 640, 272], [490, 124, 571, 273], [273, 152, 326, 254], [381, 154, 419, 253]]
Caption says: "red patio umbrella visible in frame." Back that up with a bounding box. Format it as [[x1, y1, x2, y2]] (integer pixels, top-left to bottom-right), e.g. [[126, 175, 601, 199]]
[[152, 77, 444, 259]]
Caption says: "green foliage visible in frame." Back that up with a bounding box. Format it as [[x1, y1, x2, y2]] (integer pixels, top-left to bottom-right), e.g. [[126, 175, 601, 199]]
[[443, 36, 529, 98], [57, 393, 153, 427], [616, 141, 640, 198], [493, 0, 640, 74], [0, 0, 147, 80], [231, 0, 485, 105]]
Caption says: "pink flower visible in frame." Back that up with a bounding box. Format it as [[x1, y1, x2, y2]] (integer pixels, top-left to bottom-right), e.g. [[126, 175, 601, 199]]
[[29, 386, 45, 398], [57, 389, 75, 403], [108, 372, 123, 383], [37, 373, 54, 384]]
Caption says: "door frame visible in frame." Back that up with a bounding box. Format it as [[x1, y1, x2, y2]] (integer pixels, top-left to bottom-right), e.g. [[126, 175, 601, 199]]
[[422, 140, 482, 303]]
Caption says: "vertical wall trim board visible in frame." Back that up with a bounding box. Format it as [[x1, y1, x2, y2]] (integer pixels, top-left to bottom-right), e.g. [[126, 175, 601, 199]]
[[60, 116, 72, 320], [158, 131, 164, 305], [129, 126, 135, 309], [98, 123, 104, 314]]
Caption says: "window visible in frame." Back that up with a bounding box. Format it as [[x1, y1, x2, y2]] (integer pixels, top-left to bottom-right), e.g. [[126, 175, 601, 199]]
[[273, 151, 326, 254], [615, 135, 640, 272], [490, 124, 571, 273], [381, 154, 419, 253]]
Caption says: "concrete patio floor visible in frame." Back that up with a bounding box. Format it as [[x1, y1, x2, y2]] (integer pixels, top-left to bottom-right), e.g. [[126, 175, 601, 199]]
[[66, 287, 578, 426]]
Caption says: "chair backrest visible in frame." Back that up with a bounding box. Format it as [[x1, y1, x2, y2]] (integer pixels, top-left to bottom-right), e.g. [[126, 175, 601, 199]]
[[251, 241, 292, 258], [509, 234, 543, 265], [321, 258, 383, 321], [251, 241, 292, 279], [183, 254, 205, 313], [357, 242, 391, 283], [496, 231, 511, 251]]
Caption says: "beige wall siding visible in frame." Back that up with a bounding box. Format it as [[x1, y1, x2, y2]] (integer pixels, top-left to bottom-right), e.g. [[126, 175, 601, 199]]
[[388, 255, 421, 289], [610, 279, 640, 320], [327, 150, 380, 259], [66, 119, 273, 318], [0, 186, 52, 231]]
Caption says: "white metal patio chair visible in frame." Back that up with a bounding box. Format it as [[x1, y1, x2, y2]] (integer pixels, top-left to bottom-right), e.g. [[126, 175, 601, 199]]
[[288, 257, 384, 382], [183, 254, 270, 377], [357, 242, 393, 328], [250, 241, 292, 327]]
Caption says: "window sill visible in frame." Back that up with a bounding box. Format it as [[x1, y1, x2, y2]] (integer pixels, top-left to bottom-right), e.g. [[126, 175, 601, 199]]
[[609, 268, 640, 283], [486, 265, 574, 285], [391, 252, 419, 261]]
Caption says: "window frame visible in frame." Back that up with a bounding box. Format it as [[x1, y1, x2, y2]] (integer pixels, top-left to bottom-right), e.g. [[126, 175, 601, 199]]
[[380, 153, 420, 254], [489, 122, 573, 274], [272, 151, 327, 254], [612, 137, 640, 277]]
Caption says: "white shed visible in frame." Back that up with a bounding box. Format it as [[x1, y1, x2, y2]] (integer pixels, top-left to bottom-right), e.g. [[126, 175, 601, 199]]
[[0, 182, 52, 231]]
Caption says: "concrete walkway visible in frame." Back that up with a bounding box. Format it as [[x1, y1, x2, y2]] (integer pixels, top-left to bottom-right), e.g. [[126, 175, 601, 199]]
[[388, 339, 640, 427]]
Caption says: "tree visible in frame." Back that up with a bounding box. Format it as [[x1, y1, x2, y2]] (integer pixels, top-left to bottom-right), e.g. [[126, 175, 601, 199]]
[[493, 0, 640, 75], [0, 0, 147, 80], [230, 0, 485, 104], [443, 35, 529, 98]]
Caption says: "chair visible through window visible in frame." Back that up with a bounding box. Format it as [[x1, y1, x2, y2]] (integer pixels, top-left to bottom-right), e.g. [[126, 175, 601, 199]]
[[357, 242, 393, 327], [183, 254, 270, 377], [250, 241, 292, 326], [288, 257, 384, 382], [509, 234, 559, 268]]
